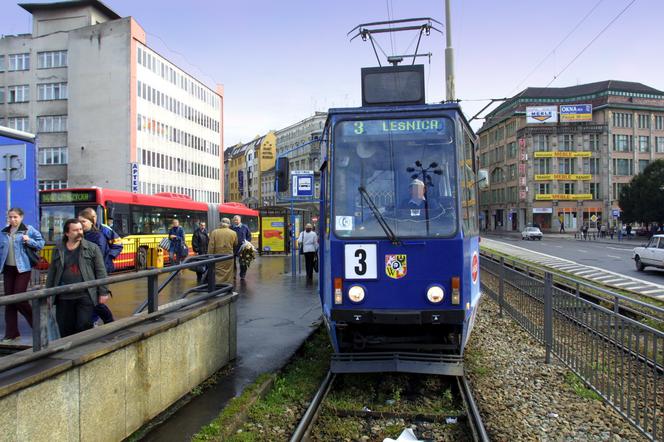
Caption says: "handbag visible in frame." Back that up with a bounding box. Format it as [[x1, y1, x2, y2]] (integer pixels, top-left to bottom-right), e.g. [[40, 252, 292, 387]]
[[159, 237, 171, 250], [25, 244, 40, 268], [313, 253, 319, 273]]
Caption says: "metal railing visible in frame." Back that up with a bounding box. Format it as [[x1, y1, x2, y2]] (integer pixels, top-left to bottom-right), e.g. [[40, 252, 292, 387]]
[[481, 255, 663, 441], [0, 254, 234, 372]]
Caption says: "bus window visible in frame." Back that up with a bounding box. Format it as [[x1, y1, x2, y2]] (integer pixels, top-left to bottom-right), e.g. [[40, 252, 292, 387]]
[[108, 203, 130, 237]]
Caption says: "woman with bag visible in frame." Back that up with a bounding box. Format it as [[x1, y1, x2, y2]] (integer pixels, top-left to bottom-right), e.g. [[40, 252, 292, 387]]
[[0, 208, 45, 342], [297, 223, 318, 284]]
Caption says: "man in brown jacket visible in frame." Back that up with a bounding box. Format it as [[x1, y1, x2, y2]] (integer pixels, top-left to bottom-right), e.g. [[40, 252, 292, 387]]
[[208, 218, 237, 284]]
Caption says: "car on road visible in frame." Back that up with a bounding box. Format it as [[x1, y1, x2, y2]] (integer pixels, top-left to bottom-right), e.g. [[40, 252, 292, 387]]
[[632, 234, 664, 271], [522, 226, 543, 240]]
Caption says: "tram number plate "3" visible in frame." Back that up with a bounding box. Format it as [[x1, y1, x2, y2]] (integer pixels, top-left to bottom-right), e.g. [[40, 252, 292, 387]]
[[344, 244, 377, 279]]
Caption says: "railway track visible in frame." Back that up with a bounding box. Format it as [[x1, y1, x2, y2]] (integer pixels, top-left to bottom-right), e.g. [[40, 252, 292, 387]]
[[290, 370, 488, 442]]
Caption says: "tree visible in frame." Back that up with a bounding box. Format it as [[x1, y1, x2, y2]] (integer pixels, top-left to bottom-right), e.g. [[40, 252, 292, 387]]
[[619, 159, 664, 225]]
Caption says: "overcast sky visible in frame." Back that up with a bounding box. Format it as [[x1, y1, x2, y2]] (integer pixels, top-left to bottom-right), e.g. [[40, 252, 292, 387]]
[[2, 0, 663, 147]]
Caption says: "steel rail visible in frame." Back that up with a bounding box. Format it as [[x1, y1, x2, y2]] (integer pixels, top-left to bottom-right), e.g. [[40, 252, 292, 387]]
[[457, 375, 490, 442], [289, 370, 335, 442]]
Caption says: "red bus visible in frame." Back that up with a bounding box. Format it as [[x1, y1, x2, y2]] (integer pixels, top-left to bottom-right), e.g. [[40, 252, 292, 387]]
[[39, 187, 259, 270]]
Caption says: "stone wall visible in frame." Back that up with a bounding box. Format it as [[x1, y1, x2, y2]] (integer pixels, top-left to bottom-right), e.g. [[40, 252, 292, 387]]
[[0, 294, 237, 441]]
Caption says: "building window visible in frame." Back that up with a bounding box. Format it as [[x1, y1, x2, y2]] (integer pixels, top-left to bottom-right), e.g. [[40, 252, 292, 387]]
[[638, 114, 650, 129], [533, 134, 549, 151], [39, 147, 68, 165], [39, 180, 68, 190], [612, 112, 632, 128], [612, 183, 626, 200], [535, 158, 551, 174], [507, 142, 517, 159], [8, 85, 29, 103], [655, 116, 664, 130], [588, 134, 600, 151], [613, 134, 632, 152], [638, 136, 650, 152], [38, 51, 67, 69], [37, 115, 67, 132], [559, 134, 574, 151], [0, 55, 4, 71], [38, 83, 68, 101], [0, 87, 4, 104], [8, 53, 29, 71], [559, 158, 575, 174], [612, 158, 633, 176], [589, 183, 600, 199], [585, 158, 600, 174], [562, 183, 575, 194], [639, 160, 649, 173], [656, 137, 664, 153], [8, 117, 29, 132]]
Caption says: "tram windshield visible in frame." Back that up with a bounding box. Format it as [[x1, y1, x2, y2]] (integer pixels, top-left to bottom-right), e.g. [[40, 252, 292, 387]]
[[333, 117, 458, 239]]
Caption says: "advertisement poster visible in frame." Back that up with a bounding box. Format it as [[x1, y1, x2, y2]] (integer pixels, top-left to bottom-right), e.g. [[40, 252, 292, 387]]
[[526, 106, 558, 124], [261, 217, 285, 252], [560, 104, 592, 122]]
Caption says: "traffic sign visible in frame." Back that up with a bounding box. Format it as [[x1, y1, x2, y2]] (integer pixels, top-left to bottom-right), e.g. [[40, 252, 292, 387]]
[[590, 214, 597, 223], [291, 170, 314, 197]]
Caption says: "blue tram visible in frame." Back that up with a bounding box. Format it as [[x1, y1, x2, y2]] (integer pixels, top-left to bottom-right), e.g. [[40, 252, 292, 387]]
[[317, 66, 488, 375]]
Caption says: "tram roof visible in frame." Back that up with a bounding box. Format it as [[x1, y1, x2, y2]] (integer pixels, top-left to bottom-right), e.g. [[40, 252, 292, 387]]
[[325, 102, 472, 131]]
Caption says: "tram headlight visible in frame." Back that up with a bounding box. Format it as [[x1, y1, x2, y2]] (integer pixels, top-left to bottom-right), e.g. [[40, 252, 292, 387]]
[[348, 285, 365, 303], [426, 285, 445, 303]]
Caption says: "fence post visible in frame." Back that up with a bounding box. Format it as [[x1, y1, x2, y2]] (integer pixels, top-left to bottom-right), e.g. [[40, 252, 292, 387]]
[[147, 273, 159, 313], [207, 258, 216, 292], [30, 298, 48, 352], [544, 272, 553, 364], [499, 257, 505, 317]]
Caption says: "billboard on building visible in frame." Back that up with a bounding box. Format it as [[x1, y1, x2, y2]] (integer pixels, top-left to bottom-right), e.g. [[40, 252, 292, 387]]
[[526, 106, 558, 124], [560, 104, 592, 122]]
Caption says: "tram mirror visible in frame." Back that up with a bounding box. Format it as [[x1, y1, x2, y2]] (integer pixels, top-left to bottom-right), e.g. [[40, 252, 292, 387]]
[[276, 157, 289, 192], [477, 169, 489, 189]]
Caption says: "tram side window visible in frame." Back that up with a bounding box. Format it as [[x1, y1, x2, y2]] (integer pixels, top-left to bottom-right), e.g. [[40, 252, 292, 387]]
[[460, 131, 479, 236]]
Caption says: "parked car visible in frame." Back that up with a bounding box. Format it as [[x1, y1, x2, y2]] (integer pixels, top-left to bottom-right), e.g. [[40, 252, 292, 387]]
[[522, 226, 543, 240], [632, 234, 664, 271]]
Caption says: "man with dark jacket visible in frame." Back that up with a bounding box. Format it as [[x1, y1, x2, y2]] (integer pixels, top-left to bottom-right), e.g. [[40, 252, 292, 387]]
[[230, 215, 252, 279], [192, 222, 209, 284], [46, 219, 109, 337]]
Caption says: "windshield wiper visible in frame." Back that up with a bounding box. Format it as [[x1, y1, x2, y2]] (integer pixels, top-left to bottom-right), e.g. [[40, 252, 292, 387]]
[[358, 186, 400, 244]]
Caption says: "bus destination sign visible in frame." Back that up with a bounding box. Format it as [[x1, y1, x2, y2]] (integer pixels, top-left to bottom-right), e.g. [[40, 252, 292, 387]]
[[40, 190, 96, 204]]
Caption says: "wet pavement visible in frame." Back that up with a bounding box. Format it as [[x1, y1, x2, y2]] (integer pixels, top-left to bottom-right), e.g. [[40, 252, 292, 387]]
[[2, 255, 322, 440]]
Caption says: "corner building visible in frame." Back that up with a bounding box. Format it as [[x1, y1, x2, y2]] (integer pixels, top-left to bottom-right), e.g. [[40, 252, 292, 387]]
[[477, 80, 664, 232], [0, 1, 223, 203]]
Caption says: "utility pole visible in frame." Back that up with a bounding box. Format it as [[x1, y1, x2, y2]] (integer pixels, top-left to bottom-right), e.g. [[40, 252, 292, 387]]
[[445, 0, 455, 101]]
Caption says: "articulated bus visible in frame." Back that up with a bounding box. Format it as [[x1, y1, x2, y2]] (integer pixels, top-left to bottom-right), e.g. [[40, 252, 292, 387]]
[[39, 188, 259, 270]]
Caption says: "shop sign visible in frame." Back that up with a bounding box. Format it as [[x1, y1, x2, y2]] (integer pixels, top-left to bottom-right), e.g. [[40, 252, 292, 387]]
[[533, 151, 592, 158], [534, 174, 592, 181], [535, 193, 593, 201], [533, 208, 553, 214], [526, 106, 558, 124]]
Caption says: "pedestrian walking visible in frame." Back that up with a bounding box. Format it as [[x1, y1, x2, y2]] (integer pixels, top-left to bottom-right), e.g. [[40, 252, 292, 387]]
[[582, 223, 589, 240], [192, 221, 209, 284], [78, 210, 114, 324], [297, 223, 318, 283], [78, 207, 123, 273], [0, 208, 45, 342], [46, 219, 109, 337], [601, 223, 607, 238], [559, 222, 565, 233], [230, 215, 252, 280], [208, 218, 237, 285], [168, 219, 186, 264]]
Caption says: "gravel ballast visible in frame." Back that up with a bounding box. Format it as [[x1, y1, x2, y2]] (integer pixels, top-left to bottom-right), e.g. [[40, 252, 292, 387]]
[[467, 284, 648, 441]]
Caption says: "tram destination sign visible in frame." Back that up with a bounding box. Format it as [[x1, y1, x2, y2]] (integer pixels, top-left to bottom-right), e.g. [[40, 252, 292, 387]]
[[340, 118, 449, 137], [40, 190, 96, 204]]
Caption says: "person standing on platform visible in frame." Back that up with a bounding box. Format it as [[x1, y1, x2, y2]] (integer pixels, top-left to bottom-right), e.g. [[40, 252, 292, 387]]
[[78, 210, 115, 324], [208, 218, 237, 285], [230, 215, 252, 280], [168, 219, 186, 264], [46, 219, 109, 337], [192, 221, 209, 284], [297, 223, 318, 283], [79, 208, 123, 273], [0, 208, 45, 342]]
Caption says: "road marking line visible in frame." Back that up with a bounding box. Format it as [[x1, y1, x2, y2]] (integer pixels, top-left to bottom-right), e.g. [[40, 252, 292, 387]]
[[606, 255, 621, 259], [577, 249, 589, 253], [640, 289, 664, 295], [602, 278, 626, 284], [607, 247, 633, 251], [613, 282, 637, 287]]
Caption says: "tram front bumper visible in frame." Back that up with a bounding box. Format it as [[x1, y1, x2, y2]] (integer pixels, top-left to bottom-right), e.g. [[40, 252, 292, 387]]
[[331, 309, 465, 325]]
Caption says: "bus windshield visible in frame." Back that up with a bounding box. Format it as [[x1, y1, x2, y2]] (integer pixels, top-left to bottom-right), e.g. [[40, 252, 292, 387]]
[[333, 117, 458, 239], [40, 204, 99, 242]]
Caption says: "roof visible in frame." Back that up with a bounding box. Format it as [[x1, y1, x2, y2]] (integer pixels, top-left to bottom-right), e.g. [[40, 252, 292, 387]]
[[478, 80, 664, 134], [19, 0, 121, 19]]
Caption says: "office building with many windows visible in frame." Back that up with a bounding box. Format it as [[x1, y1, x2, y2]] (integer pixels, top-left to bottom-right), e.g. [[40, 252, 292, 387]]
[[0, 0, 224, 201], [477, 80, 664, 232]]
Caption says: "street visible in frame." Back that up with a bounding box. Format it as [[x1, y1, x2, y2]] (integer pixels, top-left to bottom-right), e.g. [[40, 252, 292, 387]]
[[483, 233, 664, 289]]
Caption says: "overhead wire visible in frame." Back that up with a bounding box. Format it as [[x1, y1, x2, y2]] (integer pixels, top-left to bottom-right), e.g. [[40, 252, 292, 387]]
[[545, 0, 637, 87], [509, 0, 605, 95]]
